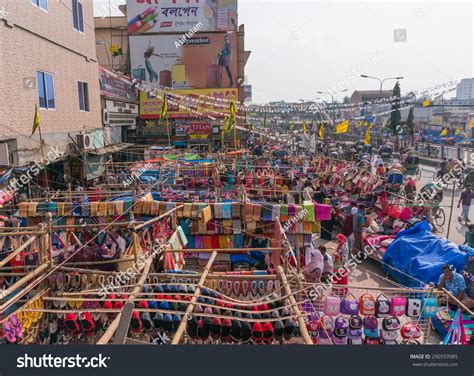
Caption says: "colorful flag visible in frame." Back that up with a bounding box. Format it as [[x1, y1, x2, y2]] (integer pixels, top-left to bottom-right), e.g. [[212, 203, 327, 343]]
[[422, 100, 431, 107], [440, 128, 448, 137], [336, 120, 349, 134], [159, 92, 168, 123], [228, 97, 236, 130], [318, 123, 324, 139], [31, 104, 40, 137], [364, 124, 372, 145]]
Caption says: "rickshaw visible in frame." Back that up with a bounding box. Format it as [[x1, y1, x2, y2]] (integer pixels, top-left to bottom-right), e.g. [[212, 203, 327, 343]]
[[386, 166, 404, 194], [416, 182, 446, 229], [379, 145, 393, 162], [458, 170, 474, 190], [343, 148, 358, 161], [404, 154, 421, 179]]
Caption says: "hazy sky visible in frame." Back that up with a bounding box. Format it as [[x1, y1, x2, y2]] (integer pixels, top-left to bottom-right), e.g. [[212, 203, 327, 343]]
[[93, 0, 473, 103]]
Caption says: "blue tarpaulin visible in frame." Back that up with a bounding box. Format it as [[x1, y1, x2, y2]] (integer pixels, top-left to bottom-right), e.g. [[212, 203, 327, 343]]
[[382, 221, 469, 287]]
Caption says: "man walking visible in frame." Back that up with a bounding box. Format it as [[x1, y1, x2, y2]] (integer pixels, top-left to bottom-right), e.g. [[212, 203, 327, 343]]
[[458, 184, 473, 223]]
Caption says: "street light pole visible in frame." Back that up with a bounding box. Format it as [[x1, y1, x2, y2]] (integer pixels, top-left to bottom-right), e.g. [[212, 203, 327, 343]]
[[316, 89, 347, 127], [360, 75, 404, 145]]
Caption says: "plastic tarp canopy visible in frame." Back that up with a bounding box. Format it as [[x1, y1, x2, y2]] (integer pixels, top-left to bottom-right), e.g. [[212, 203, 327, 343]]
[[381, 221, 469, 287]]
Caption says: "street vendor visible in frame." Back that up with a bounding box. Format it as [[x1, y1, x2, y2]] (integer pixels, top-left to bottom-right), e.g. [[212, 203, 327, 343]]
[[437, 264, 472, 309]]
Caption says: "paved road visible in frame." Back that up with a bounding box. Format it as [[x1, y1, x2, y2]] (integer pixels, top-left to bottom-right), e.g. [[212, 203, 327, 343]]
[[417, 164, 469, 245]]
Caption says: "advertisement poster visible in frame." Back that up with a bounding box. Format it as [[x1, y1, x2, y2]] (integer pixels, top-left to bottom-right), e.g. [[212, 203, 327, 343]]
[[139, 88, 238, 119], [130, 33, 237, 89], [99, 66, 138, 102], [126, 0, 237, 34]]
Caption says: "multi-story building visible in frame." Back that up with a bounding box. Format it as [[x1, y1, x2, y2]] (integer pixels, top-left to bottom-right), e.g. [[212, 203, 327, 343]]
[[456, 78, 474, 100], [0, 0, 102, 165]]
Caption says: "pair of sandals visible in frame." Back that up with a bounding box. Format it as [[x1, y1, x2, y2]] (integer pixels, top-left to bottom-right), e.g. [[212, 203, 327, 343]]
[[215, 280, 281, 301], [251, 322, 275, 344], [64, 312, 95, 336], [17, 298, 43, 330], [2, 315, 22, 343]]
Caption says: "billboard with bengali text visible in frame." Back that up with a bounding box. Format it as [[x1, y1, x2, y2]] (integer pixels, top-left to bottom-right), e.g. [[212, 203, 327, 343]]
[[126, 0, 237, 34]]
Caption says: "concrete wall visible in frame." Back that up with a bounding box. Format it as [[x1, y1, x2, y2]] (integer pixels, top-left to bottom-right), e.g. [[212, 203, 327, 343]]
[[0, 0, 102, 165]]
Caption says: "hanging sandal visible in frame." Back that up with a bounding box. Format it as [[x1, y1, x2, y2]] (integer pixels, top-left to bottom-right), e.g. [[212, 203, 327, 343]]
[[64, 313, 80, 335], [251, 322, 263, 344], [80, 312, 95, 333], [263, 322, 274, 344]]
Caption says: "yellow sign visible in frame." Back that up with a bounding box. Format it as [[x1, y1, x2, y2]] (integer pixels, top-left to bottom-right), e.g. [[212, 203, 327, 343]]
[[336, 120, 349, 134], [422, 100, 431, 107], [140, 88, 238, 120], [471, 119, 474, 128]]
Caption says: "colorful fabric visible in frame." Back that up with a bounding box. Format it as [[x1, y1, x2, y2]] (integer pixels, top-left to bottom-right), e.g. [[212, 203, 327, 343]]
[[272, 204, 281, 221], [222, 203, 232, 219], [303, 201, 315, 222], [262, 204, 273, 221], [315, 203, 331, 221]]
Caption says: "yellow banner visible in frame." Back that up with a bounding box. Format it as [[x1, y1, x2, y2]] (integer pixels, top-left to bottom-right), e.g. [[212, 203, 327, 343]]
[[140, 88, 238, 120], [471, 119, 474, 128], [336, 120, 349, 134]]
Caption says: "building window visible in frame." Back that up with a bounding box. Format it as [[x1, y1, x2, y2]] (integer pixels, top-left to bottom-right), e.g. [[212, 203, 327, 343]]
[[78, 81, 89, 111], [37, 71, 55, 109], [31, 0, 48, 11], [72, 0, 84, 33]]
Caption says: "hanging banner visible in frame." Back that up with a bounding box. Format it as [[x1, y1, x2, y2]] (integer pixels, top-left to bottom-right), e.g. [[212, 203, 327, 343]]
[[126, 0, 237, 34], [336, 120, 349, 134], [139, 88, 238, 119]]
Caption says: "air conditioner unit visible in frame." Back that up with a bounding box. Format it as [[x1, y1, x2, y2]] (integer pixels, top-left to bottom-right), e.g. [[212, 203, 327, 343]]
[[102, 109, 110, 125], [0, 143, 9, 165], [77, 134, 93, 150]]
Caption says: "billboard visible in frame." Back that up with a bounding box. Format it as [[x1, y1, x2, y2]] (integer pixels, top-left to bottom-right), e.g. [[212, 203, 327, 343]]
[[130, 33, 237, 89], [126, 0, 237, 34], [99, 66, 138, 102], [139, 88, 238, 119]]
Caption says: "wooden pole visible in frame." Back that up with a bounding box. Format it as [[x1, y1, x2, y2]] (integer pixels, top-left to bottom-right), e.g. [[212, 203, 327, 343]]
[[171, 251, 217, 345], [0, 236, 37, 268], [446, 181, 456, 239], [38, 125, 51, 199], [97, 256, 154, 345], [0, 263, 49, 312], [276, 266, 312, 345]]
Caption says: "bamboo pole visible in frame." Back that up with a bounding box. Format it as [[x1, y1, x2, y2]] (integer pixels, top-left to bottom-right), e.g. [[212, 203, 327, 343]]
[[0, 236, 37, 268], [0, 263, 49, 312], [171, 251, 217, 345], [442, 288, 474, 316], [97, 256, 154, 345], [133, 205, 183, 231], [162, 247, 284, 253], [276, 266, 312, 345]]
